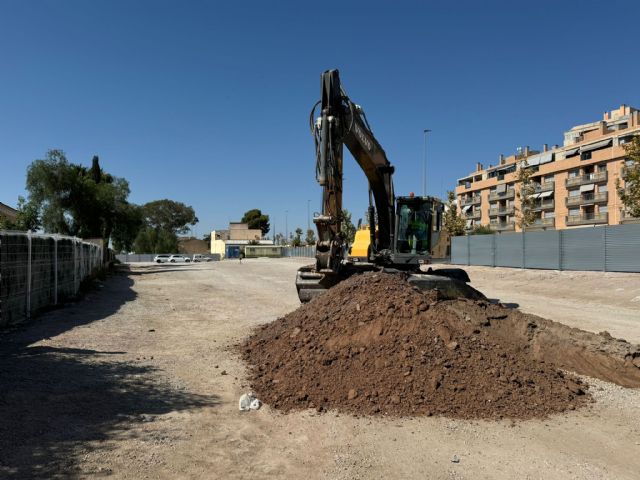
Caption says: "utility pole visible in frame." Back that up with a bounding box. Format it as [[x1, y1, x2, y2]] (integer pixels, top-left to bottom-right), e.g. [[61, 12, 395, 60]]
[[423, 129, 431, 196], [285, 210, 289, 245]]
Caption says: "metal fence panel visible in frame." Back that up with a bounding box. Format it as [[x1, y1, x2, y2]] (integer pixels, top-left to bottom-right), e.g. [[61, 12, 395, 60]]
[[495, 233, 522, 268], [561, 228, 606, 271], [605, 224, 640, 272], [0, 232, 103, 329], [524, 230, 561, 270], [450, 236, 468, 265], [469, 235, 494, 266], [283, 246, 316, 258]]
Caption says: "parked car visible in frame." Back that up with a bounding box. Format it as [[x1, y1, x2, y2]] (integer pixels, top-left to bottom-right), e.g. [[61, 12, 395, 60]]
[[154, 254, 171, 263], [168, 254, 191, 263], [192, 254, 213, 262]]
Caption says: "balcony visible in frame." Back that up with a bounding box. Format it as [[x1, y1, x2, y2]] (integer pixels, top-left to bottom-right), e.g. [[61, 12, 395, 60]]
[[489, 189, 515, 201], [460, 195, 481, 206], [529, 217, 555, 229], [465, 210, 481, 220], [531, 199, 555, 211], [490, 221, 516, 231], [565, 192, 608, 207], [489, 206, 515, 216], [565, 171, 608, 188], [566, 212, 608, 226], [533, 181, 555, 193]]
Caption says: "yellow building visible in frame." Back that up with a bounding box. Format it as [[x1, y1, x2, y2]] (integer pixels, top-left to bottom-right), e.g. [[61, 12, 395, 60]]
[[455, 105, 639, 231]]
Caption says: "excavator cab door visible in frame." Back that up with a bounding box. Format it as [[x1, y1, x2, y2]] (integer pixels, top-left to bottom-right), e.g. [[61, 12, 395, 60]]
[[391, 196, 434, 268]]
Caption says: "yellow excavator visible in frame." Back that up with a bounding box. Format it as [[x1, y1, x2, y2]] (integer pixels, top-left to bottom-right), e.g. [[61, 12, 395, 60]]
[[295, 69, 483, 303]]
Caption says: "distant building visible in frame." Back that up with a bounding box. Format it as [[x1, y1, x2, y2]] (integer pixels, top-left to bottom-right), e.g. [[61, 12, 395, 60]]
[[455, 105, 640, 232], [210, 222, 273, 258], [0, 202, 18, 225]]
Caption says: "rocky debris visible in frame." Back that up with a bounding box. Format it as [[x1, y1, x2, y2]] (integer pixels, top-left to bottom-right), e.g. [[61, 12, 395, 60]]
[[240, 272, 603, 420]]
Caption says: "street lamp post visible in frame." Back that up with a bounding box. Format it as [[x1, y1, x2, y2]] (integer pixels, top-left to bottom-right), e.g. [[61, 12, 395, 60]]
[[285, 210, 288, 245], [423, 129, 431, 196]]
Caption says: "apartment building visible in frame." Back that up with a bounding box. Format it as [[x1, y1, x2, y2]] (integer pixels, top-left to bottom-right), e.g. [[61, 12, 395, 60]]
[[455, 105, 639, 232]]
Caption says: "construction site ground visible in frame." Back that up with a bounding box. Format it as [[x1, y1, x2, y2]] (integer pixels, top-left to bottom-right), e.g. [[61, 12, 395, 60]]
[[1, 258, 639, 480]]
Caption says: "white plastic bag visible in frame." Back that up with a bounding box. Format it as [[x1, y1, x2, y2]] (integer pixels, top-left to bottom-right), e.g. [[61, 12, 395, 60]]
[[239, 393, 262, 411]]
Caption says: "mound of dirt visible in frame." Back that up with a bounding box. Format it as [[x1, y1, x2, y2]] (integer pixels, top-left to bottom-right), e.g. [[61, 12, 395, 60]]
[[241, 272, 604, 419]]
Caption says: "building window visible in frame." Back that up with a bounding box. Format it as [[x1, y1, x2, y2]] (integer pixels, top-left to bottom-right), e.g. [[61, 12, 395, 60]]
[[599, 205, 608, 213], [569, 189, 580, 197], [568, 169, 579, 178], [569, 208, 580, 216], [581, 151, 592, 160], [544, 211, 555, 218], [598, 164, 607, 172], [599, 185, 608, 193]]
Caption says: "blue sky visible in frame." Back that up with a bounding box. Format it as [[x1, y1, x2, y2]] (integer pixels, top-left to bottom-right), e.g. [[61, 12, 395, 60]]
[[1, 0, 639, 238]]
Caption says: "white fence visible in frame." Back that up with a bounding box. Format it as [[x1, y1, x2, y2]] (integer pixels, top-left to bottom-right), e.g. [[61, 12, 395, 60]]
[[0, 231, 103, 328]]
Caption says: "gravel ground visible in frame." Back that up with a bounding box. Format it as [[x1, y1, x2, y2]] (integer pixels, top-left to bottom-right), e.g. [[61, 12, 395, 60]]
[[1, 258, 639, 479]]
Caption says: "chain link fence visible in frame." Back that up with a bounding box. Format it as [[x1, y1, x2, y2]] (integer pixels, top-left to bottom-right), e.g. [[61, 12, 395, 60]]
[[0, 231, 103, 328]]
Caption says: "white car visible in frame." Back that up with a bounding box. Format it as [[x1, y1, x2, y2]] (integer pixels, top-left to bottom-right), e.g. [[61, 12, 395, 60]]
[[154, 254, 171, 263], [168, 254, 191, 263], [192, 254, 213, 262]]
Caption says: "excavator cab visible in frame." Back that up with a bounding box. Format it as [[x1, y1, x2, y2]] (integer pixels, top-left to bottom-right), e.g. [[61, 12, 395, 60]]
[[391, 195, 442, 267]]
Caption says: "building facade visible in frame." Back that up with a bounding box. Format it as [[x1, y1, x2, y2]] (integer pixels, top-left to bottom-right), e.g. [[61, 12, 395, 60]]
[[455, 105, 639, 232], [210, 222, 272, 258]]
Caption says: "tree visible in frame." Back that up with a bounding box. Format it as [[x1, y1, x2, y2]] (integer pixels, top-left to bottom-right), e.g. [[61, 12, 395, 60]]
[[516, 157, 537, 230], [133, 227, 178, 254], [340, 209, 356, 244], [292, 227, 303, 247], [469, 224, 493, 235], [274, 233, 284, 245], [142, 199, 198, 235], [24, 151, 137, 260], [111, 203, 144, 252], [443, 191, 466, 236], [617, 136, 640, 218], [241, 209, 270, 236], [305, 228, 316, 245]]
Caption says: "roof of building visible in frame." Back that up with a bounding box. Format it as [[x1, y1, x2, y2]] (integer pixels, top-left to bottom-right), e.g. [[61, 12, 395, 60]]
[[0, 202, 18, 220]]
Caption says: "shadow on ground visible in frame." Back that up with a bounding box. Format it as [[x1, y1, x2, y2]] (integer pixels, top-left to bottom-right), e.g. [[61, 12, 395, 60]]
[[0, 271, 218, 479]]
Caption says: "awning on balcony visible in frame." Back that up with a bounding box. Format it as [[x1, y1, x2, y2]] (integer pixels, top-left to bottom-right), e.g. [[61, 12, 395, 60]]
[[531, 193, 541, 199], [496, 183, 506, 193], [539, 190, 553, 198], [580, 184, 595, 192], [539, 152, 553, 164], [580, 138, 612, 153], [564, 147, 579, 157], [461, 205, 471, 213], [525, 155, 541, 166]]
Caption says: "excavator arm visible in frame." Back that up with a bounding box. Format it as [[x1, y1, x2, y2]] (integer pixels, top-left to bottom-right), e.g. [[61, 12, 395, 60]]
[[312, 69, 395, 274]]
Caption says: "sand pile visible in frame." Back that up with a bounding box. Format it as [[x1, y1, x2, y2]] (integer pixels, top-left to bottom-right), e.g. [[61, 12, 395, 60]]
[[241, 272, 609, 419]]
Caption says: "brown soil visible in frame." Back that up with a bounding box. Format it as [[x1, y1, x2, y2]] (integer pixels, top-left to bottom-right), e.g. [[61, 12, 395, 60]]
[[242, 272, 606, 419]]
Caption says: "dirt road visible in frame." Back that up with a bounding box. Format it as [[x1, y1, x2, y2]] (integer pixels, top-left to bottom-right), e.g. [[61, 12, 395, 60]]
[[1, 259, 639, 479]]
